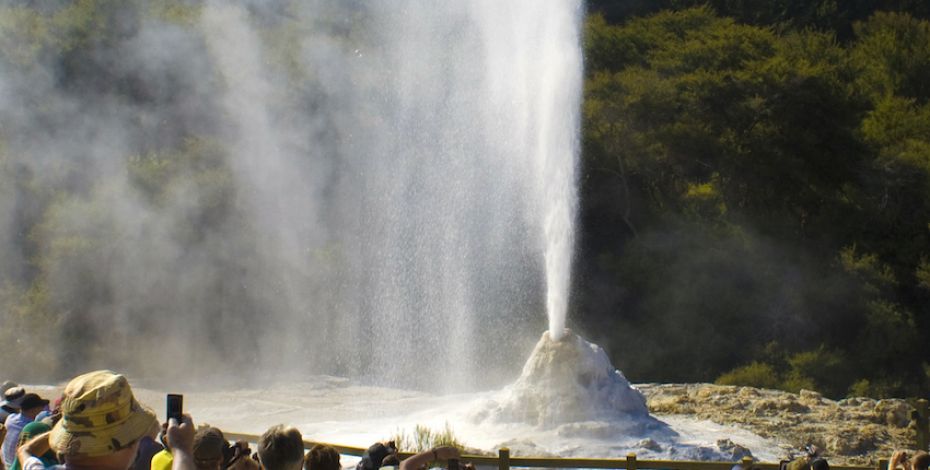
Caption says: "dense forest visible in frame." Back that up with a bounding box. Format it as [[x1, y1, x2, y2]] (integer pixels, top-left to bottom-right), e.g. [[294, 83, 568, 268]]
[[2, 0, 930, 399], [578, 0, 930, 398]]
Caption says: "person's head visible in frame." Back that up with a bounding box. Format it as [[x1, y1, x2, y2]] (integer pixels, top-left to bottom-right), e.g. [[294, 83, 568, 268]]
[[381, 454, 400, 468], [229, 455, 262, 470], [16, 421, 55, 467], [2, 386, 26, 410], [17, 421, 53, 449], [912, 452, 930, 470], [48, 370, 158, 470], [0, 381, 17, 396], [304, 444, 340, 470], [18, 393, 49, 419], [810, 458, 829, 470], [258, 425, 304, 470], [361, 441, 397, 470], [193, 426, 228, 470]]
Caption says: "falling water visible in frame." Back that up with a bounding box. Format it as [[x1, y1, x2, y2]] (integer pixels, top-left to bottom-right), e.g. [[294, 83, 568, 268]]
[[202, 0, 585, 383], [0, 0, 584, 387]]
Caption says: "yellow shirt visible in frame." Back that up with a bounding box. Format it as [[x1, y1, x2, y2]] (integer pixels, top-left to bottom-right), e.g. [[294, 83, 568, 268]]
[[150, 449, 174, 470]]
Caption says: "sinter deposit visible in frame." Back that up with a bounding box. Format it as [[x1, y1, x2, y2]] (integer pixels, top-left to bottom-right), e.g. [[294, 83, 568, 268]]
[[468, 331, 761, 460], [640, 383, 917, 465], [480, 330, 650, 426]]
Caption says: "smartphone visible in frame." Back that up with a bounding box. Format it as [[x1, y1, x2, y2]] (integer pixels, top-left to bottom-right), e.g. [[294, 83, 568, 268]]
[[166, 394, 183, 422]]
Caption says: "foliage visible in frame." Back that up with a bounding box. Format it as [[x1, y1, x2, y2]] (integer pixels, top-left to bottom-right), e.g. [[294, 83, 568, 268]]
[[715, 362, 781, 389], [578, 6, 930, 399], [392, 423, 464, 454]]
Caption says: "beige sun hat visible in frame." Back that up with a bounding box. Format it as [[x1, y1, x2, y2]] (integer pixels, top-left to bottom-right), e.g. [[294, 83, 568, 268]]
[[48, 370, 158, 458]]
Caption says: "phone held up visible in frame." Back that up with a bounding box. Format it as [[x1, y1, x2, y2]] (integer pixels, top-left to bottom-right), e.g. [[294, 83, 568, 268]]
[[166, 393, 183, 422]]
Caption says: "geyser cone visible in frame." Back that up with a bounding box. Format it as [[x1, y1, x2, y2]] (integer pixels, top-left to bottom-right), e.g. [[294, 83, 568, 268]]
[[480, 330, 650, 427]]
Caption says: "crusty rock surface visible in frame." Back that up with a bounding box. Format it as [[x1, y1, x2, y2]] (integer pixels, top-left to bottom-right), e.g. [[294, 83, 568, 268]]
[[638, 383, 916, 465]]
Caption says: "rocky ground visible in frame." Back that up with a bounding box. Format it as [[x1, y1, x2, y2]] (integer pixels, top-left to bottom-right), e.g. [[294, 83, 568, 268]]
[[639, 383, 916, 466]]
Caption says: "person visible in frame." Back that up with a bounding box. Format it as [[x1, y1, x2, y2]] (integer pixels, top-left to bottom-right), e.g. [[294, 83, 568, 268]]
[[0, 423, 5, 470], [165, 413, 199, 470], [34, 397, 62, 427], [398, 446, 460, 470], [890, 451, 930, 470], [810, 458, 829, 470], [152, 425, 230, 470], [357, 442, 396, 470], [304, 444, 340, 470], [15, 370, 160, 470], [2, 394, 49, 467], [8, 422, 56, 470], [381, 454, 400, 469], [257, 425, 304, 470], [782, 445, 823, 470], [225, 441, 259, 470], [129, 435, 163, 470], [190, 427, 226, 470], [151, 443, 174, 470], [226, 452, 260, 470], [0, 388, 26, 424]]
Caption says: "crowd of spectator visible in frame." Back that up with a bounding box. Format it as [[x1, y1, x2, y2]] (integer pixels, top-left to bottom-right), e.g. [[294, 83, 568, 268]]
[[0, 371, 924, 470], [0, 371, 460, 470]]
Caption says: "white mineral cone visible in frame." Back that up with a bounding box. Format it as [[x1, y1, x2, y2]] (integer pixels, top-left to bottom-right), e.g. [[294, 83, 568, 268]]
[[485, 330, 650, 427]]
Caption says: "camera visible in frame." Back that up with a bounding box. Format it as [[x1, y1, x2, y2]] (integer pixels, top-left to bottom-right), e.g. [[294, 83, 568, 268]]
[[166, 394, 183, 421]]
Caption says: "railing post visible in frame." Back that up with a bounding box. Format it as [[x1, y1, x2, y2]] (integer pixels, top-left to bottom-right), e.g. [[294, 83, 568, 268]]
[[742, 456, 754, 469], [627, 453, 638, 470], [499, 447, 510, 470]]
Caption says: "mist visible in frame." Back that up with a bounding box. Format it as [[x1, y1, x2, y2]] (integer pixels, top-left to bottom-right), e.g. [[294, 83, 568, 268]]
[[0, 0, 583, 390]]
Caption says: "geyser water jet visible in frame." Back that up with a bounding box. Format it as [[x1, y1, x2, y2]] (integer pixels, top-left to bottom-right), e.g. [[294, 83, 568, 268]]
[[537, 4, 583, 344]]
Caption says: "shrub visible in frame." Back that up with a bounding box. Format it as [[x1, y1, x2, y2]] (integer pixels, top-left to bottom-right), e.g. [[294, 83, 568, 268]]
[[392, 423, 464, 454], [715, 361, 781, 389]]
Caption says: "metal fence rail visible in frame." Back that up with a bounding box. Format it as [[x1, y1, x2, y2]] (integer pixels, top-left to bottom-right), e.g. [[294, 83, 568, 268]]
[[223, 433, 887, 470]]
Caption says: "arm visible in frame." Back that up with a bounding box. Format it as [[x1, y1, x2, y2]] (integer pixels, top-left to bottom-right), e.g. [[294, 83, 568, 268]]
[[16, 432, 51, 469], [0, 424, 5, 470], [167, 415, 197, 470], [890, 451, 910, 470], [399, 446, 460, 470]]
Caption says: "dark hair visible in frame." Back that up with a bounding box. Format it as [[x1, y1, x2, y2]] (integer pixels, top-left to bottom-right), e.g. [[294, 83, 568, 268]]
[[810, 458, 830, 470], [382, 454, 400, 467], [913, 452, 930, 470], [305, 445, 341, 470], [258, 425, 304, 470], [193, 427, 227, 470]]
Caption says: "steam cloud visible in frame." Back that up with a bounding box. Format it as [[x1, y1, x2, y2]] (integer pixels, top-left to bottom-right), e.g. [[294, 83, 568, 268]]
[[0, 0, 583, 390]]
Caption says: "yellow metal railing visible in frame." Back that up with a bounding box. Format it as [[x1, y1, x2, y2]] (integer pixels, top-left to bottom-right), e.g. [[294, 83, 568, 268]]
[[223, 433, 887, 470]]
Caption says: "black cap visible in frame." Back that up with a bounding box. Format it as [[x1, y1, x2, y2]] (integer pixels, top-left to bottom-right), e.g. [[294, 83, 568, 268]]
[[19, 393, 49, 410]]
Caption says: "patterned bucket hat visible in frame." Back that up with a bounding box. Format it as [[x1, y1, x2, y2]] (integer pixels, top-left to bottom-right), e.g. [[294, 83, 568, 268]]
[[48, 370, 158, 458]]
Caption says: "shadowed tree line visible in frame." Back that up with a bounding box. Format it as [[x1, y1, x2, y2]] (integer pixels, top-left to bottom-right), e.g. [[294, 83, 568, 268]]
[[576, 3, 930, 398]]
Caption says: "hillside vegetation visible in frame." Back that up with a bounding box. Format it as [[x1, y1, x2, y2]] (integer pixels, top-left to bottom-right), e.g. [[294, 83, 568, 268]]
[[578, 1, 930, 398]]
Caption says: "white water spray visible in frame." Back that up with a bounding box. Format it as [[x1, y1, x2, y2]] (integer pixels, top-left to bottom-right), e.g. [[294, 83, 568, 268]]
[[523, 1, 583, 343], [197, 0, 585, 384], [0, 0, 584, 385]]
